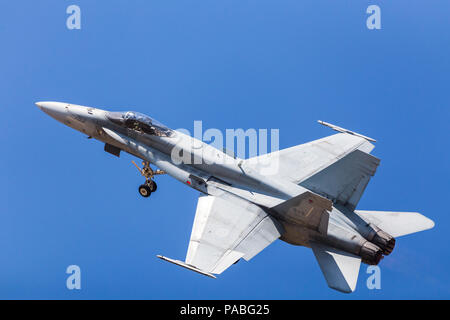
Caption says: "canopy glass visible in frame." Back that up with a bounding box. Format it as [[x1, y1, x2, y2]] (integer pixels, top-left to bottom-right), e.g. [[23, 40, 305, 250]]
[[107, 111, 173, 137]]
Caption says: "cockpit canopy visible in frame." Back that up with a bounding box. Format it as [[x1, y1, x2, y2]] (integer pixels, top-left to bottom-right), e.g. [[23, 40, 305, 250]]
[[106, 111, 173, 137]]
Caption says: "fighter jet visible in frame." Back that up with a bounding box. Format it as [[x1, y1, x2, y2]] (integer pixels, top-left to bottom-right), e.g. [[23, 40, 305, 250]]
[[36, 101, 434, 293]]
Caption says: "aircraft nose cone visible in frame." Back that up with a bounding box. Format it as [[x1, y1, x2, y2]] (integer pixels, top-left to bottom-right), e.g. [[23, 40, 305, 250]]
[[35, 101, 65, 112], [35, 101, 68, 122]]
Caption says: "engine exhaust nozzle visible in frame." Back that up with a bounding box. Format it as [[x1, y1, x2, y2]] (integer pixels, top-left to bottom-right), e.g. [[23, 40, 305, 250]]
[[372, 230, 396, 255], [360, 241, 383, 265]]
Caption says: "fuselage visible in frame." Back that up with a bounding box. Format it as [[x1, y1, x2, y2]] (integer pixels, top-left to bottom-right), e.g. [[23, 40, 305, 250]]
[[35, 102, 304, 199], [36, 101, 394, 265]]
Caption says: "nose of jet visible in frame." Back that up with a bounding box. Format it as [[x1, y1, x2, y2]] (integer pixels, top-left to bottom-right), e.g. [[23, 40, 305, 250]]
[[35, 101, 65, 112], [35, 101, 68, 122]]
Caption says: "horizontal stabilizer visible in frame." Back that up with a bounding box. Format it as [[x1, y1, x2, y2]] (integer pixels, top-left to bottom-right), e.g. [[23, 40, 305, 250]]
[[355, 211, 435, 237], [156, 255, 216, 279], [311, 242, 361, 293]]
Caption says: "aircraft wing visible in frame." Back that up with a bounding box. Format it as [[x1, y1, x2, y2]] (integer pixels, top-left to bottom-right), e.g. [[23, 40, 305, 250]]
[[248, 133, 375, 184], [160, 192, 283, 276], [301, 149, 380, 211], [246, 132, 377, 210]]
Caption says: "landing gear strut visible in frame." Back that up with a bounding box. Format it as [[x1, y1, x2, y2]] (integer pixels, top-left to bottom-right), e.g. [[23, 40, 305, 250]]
[[132, 160, 165, 198]]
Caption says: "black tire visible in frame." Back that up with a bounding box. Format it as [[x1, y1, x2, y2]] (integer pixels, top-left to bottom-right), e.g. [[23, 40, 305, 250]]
[[139, 184, 152, 198], [148, 181, 157, 192]]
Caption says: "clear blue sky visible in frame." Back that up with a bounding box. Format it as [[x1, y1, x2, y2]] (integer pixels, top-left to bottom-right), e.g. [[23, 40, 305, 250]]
[[1, 1, 449, 299]]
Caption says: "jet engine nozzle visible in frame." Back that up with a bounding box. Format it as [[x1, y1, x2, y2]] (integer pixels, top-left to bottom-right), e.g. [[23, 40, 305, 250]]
[[360, 241, 383, 265], [372, 230, 396, 255]]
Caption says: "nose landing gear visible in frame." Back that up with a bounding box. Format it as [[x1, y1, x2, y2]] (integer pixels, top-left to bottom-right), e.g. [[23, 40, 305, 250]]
[[132, 160, 165, 198]]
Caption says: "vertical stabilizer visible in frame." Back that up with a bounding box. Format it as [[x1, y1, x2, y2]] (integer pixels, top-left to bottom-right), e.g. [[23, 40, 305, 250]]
[[310, 242, 361, 293]]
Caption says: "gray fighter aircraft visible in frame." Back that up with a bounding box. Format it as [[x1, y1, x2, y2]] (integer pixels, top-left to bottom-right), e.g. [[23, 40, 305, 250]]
[[36, 101, 434, 293]]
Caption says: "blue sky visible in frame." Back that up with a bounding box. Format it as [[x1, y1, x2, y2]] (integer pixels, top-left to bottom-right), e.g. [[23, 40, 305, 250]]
[[0, 1, 449, 299]]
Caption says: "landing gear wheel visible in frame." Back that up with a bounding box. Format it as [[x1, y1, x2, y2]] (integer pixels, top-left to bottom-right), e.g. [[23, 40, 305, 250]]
[[132, 160, 165, 197], [138, 184, 152, 198], [148, 180, 157, 192]]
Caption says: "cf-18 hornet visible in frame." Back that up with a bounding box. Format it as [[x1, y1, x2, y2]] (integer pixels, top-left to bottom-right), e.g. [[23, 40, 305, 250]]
[[36, 101, 434, 293]]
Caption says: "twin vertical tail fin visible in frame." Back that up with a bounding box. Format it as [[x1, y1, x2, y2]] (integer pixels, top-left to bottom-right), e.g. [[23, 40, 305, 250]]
[[311, 242, 361, 294]]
